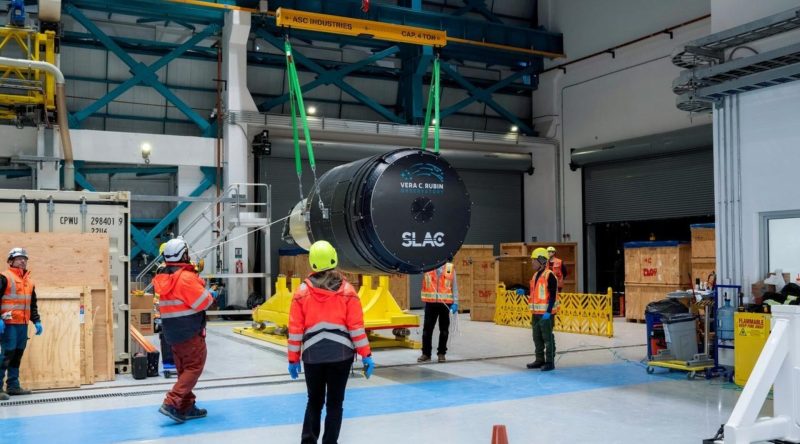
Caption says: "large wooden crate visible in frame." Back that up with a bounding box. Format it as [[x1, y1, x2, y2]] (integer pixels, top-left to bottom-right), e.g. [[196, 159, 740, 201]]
[[691, 258, 716, 285], [499, 242, 527, 256], [453, 245, 494, 312], [624, 283, 688, 321], [691, 224, 716, 259], [624, 241, 692, 285], [470, 302, 496, 322]]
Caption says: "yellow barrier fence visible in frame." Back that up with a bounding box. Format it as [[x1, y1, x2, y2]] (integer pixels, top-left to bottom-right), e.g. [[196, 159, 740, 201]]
[[494, 284, 614, 338]]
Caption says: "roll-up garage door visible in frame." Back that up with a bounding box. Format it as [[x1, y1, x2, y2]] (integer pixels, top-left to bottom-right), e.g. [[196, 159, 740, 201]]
[[583, 149, 714, 224]]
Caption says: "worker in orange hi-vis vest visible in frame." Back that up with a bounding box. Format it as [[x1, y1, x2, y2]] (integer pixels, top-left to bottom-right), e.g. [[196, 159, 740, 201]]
[[528, 248, 559, 372], [417, 261, 458, 363], [546, 246, 567, 290], [0, 247, 42, 400]]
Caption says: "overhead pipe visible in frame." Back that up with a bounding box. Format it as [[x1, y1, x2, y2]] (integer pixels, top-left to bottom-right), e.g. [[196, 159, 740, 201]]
[[0, 57, 74, 190]]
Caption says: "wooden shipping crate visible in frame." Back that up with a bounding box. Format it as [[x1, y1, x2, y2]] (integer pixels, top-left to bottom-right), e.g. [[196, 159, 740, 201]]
[[473, 279, 497, 305], [691, 258, 716, 285], [458, 277, 473, 312], [495, 255, 532, 289], [690, 224, 716, 259], [624, 241, 692, 285], [499, 242, 527, 256], [454, 244, 494, 267], [624, 283, 689, 321], [472, 257, 496, 281], [470, 302, 496, 322], [387, 274, 409, 310]]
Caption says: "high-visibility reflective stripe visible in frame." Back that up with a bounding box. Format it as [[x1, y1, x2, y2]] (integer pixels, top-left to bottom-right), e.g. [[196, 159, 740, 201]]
[[303, 331, 354, 349], [159, 299, 183, 307], [353, 338, 369, 348], [288, 344, 301, 352], [306, 321, 348, 334], [191, 290, 212, 309], [1, 304, 27, 310], [349, 328, 365, 338], [288, 333, 303, 341], [160, 308, 199, 319]]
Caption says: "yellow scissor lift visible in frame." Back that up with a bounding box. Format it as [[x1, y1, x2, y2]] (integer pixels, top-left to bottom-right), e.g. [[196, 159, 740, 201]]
[[234, 275, 421, 349]]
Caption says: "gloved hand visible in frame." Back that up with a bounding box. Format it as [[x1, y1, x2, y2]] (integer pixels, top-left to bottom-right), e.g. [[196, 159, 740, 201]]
[[209, 290, 218, 300], [362, 356, 375, 379], [34, 321, 43, 335], [450, 303, 458, 314], [288, 362, 301, 379], [0, 321, 5, 336], [541, 312, 551, 321]]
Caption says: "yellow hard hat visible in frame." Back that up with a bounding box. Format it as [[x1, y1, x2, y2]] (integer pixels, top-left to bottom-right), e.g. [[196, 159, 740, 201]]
[[309, 240, 338, 272], [159, 242, 167, 255], [531, 247, 549, 262], [546, 246, 556, 253]]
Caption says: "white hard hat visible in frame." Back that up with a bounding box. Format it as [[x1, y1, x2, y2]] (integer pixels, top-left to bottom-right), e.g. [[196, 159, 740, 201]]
[[8, 247, 28, 261], [163, 238, 188, 262]]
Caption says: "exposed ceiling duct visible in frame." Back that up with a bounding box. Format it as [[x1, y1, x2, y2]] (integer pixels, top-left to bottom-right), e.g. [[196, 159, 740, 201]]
[[267, 138, 533, 173], [569, 125, 712, 170]]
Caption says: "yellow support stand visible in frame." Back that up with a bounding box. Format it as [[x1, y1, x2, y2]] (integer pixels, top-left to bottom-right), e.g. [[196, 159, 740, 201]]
[[234, 274, 421, 349], [0, 28, 56, 115], [232, 275, 301, 346]]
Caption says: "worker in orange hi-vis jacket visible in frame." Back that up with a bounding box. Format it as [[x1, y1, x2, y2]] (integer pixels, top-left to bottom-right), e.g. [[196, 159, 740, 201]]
[[287, 240, 374, 444]]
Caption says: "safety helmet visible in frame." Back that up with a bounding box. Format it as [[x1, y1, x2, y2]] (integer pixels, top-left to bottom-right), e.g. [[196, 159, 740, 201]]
[[531, 247, 549, 264], [309, 240, 338, 272], [7, 247, 28, 261], [163, 238, 189, 262], [546, 246, 556, 253]]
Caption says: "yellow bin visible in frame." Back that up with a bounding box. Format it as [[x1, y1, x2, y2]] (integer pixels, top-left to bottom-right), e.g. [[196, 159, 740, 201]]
[[734, 312, 771, 386]]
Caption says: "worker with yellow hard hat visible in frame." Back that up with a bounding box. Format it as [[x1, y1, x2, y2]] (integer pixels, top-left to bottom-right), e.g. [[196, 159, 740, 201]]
[[546, 246, 567, 291], [527, 247, 559, 372], [287, 240, 374, 444]]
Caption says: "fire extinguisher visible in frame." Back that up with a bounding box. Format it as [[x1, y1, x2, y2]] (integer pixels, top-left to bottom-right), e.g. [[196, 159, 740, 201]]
[[235, 259, 243, 274], [361, 0, 369, 13]]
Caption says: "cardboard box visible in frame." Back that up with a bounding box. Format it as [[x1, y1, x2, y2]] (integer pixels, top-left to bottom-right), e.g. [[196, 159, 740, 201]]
[[131, 309, 154, 335]]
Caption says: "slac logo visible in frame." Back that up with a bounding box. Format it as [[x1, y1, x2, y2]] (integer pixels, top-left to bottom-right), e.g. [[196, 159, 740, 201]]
[[402, 232, 445, 247]]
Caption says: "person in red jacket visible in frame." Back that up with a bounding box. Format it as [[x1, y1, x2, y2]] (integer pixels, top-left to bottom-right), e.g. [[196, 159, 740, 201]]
[[288, 240, 374, 444], [152, 237, 216, 423]]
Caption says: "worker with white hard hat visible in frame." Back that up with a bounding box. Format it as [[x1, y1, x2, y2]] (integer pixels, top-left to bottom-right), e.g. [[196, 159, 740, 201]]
[[0, 247, 43, 400], [152, 237, 217, 423]]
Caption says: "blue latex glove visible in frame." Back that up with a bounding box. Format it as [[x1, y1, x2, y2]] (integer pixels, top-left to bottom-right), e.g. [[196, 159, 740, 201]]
[[288, 362, 301, 379], [34, 322, 43, 335], [541, 312, 551, 321], [362, 356, 375, 379], [0, 321, 5, 336], [209, 290, 218, 300], [450, 303, 458, 314]]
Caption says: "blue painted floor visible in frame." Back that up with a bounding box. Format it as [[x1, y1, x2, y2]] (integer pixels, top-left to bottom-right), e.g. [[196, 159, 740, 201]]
[[2, 362, 700, 443]]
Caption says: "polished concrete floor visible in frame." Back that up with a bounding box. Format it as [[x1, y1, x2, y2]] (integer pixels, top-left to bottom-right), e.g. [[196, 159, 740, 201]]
[[0, 314, 766, 443]]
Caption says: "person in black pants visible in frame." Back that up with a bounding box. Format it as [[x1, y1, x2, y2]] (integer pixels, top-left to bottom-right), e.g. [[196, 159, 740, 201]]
[[287, 241, 374, 444], [418, 262, 459, 363]]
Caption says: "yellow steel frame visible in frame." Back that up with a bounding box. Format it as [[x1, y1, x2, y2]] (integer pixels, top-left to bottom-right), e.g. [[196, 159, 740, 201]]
[[493, 284, 615, 338], [277, 7, 448, 48], [0, 27, 56, 117]]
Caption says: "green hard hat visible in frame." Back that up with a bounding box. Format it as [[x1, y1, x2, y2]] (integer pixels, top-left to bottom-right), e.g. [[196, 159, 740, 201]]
[[309, 240, 338, 272]]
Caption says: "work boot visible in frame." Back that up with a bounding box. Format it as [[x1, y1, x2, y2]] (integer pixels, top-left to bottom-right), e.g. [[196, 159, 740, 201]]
[[526, 361, 545, 369], [417, 354, 431, 363], [6, 387, 32, 396], [0, 391, 9, 401], [159, 403, 186, 424], [541, 363, 555, 372], [437, 354, 446, 363], [184, 405, 207, 420]]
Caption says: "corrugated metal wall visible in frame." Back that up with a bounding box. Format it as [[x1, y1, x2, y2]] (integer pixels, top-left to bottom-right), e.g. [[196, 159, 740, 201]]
[[583, 149, 714, 223]]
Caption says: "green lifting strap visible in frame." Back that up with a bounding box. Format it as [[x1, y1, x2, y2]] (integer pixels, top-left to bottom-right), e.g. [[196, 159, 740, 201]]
[[285, 38, 321, 201], [421, 56, 441, 153]]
